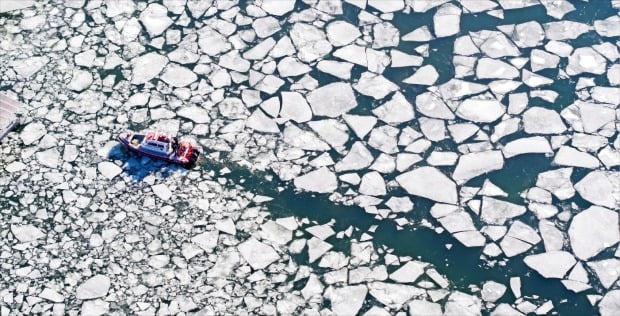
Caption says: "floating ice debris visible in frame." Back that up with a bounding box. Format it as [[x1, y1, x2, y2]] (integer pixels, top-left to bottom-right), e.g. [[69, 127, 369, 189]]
[[408, 300, 443, 316], [324, 285, 367, 315], [139, 3, 173, 37], [522, 107, 566, 135], [294, 167, 338, 193], [568, 206, 619, 260], [434, 4, 461, 38], [76, 275, 111, 300], [503, 136, 552, 158], [444, 291, 482, 316], [566, 47, 607, 75], [11, 224, 45, 243], [372, 92, 415, 125], [452, 150, 504, 183], [575, 171, 619, 209], [402, 26, 434, 42], [238, 238, 280, 270], [130, 52, 168, 84], [10, 56, 49, 78], [482, 281, 507, 303], [456, 98, 505, 123], [261, 0, 295, 16], [97, 161, 122, 180], [19, 122, 47, 145], [553, 146, 600, 169], [524, 251, 576, 279], [290, 23, 332, 62], [246, 109, 279, 133], [390, 50, 424, 67], [68, 69, 94, 91], [373, 22, 400, 49], [480, 197, 526, 225], [161, 64, 197, 87], [544, 21, 591, 40], [354, 72, 399, 99], [403, 65, 439, 86], [151, 183, 172, 201], [367, 0, 404, 13], [396, 167, 458, 204], [307, 82, 356, 117]]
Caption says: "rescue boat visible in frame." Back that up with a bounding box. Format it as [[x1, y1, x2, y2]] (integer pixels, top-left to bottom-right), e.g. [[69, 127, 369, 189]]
[[117, 130, 201, 166]]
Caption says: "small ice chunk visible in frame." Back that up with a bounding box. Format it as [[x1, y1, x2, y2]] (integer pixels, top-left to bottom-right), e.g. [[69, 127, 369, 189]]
[[396, 167, 458, 204], [151, 184, 172, 201], [290, 23, 333, 62], [307, 82, 357, 117], [452, 151, 504, 183], [444, 291, 482, 316], [523, 107, 566, 135], [481, 197, 526, 225], [97, 162, 122, 180], [408, 300, 443, 316], [566, 47, 607, 76], [574, 171, 619, 209], [76, 275, 111, 300], [403, 65, 439, 86], [294, 167, 338, 193], [402, 26, 433, 42], [476, 58, 519, 79], [139, 4, 173, 36], [367, 0, 404, 12], [161, 64, 197, 87], [373, 22, 400, 49], [238, 238, 280, 270], [317, 60, 354, 80], [544, 21, 591, 41], [512, 21, 545, 48], [324, 285, 367, 315], [261, 0, 295, 16], [354, 72, 399, 99], [11, 224, 45, 243], [481, 281, 506, 302], [503, 136, 552, 158], [280, 91, 312, 123], [553, 146, 600, 169], [343, 114, 377, 139], [390, 50, 424, 67], [246, 109, 279, 133], [335, 142, 374, 172], [415, 92, 454, 119], [68, 69, 93, 92], [372, 92, 415, 125], [130, 52, 168, 84], [433, 4, 461, 38], [20, 122, 47, 145], [523, 251, 576, 279], [456, 98, 505, 123], [568, 206, 619, 260]]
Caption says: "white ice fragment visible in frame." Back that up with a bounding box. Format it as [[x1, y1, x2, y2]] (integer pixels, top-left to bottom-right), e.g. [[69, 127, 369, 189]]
[[130, 52, 168, 84], [279, 91, 313, 123], [433, 4, 461, 38], [408, 300, 442, 316], [11, 224, 44, 243], [307, 82, 356, 117], [359, 171, 386, 196], [566, 47, 607, 76], [97, 162, 122, 180], [294, 167, 338, 193], [453, 150, 504, 183], [390, 50, 424, 67], [524, 251, 576, 279], [277, 56, 312, 77], [261, 0, 295, 16], [68, 69, 93, 92], [238, 238, 280, 270], [20, 122, 47, 145], [503, 136, 552, 158], [396, 167, 458, 204], [325, 20, 361, 47], [76, 275, 111, 300], [246, 109, 279, 133], [444, 291, 482, 316], [480, 197, 526, 225], [415, 92, 454, 119], [161, 64, 197, 87], [456, 98, 505, 123], [476, 58, 519, 79], [575, 171, 619, 209], [139, 3, 173, 36], [324, 285, 367, 315], [523, 107, 566, 135], [568, 206, 619, 260], [553, 146, 600, 169], [482, 281, 506, 302], [403, 65, 439, 86], [151, 184, 172, 201], [290, 23, 332, 62], [10, 56, 49, 78], [544, 21, 591, 40], [354, 72, 399, 99], [372, 92, 415, 125], [367, 0, 404, 12], [343, 114, 377, 139]]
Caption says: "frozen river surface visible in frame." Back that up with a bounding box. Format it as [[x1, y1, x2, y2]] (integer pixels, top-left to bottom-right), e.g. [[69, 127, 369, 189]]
[[0, 0, 619, 315]]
